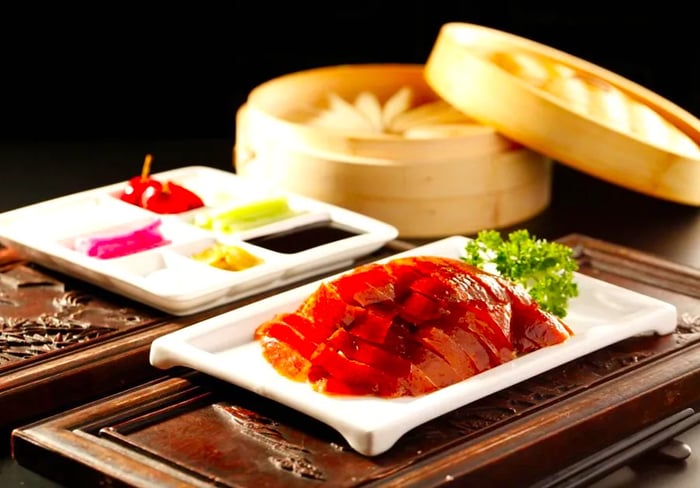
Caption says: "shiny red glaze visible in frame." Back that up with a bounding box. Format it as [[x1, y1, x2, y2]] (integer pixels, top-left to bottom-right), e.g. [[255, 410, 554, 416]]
[[254, 256, 574, 398], [119, 153, 204, 212], [140, 181, 204, 214], [254, 316, 316, 359], [332, 263, 396, 305], [298, 283, 365, 342], [325, 328, 412, 379], [308, 343, 401, 396], [119, 176, 160, 205], [506, 286, 573, 353], [398, 291, 445, 323], [347, 305, 396, 344]]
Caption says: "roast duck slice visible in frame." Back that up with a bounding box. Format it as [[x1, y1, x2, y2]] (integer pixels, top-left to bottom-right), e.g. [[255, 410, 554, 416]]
[[254, 256, 573, 398]]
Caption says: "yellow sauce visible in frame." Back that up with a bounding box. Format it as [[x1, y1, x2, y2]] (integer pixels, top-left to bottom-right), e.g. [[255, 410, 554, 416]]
[[191, 243, 263, 271]]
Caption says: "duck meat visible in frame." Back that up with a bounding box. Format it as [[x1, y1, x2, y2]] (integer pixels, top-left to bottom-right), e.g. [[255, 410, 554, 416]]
[[254, 256, 573, 397]]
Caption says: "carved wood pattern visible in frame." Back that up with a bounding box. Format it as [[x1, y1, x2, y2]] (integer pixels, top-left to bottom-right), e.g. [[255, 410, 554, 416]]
[[215, 403, 327, 481], [0, 263, 162, 367], [11, 234, 700, 487]]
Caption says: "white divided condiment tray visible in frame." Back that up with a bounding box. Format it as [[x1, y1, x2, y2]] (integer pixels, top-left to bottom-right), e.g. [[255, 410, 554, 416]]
[[149, 235, 678, 456], [0, 166, 398, 315]]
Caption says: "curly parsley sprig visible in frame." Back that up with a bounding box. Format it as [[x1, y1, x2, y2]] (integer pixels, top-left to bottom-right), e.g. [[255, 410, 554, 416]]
[[463, 229, 579, 317]]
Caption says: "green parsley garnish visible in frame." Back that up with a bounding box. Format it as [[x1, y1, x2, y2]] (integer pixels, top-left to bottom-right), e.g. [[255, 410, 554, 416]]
[[463, 229, 579, 317]]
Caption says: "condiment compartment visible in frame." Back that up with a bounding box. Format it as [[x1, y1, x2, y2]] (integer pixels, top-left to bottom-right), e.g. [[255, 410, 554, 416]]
[[0, 166, 398, 315], [234, 63, 553, 238]]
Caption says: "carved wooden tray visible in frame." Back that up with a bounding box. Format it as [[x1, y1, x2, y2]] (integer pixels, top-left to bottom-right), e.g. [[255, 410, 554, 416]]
[[0, 240, 411, 448], [10, 234, 700, 487]]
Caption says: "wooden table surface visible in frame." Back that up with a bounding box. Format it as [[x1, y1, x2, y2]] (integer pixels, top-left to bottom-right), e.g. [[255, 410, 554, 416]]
[[0, 138, 699, 487]]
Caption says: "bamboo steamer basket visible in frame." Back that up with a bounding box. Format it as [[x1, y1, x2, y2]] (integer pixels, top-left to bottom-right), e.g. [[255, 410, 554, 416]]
[[425, 22, 700, 206], [234, 64, 553, 238]]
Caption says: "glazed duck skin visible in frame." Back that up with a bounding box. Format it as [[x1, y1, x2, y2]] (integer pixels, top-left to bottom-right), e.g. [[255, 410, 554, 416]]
[[254, 256, 574, 398]]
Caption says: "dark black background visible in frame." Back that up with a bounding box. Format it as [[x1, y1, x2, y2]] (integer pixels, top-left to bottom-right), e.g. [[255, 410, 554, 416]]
[[1, 2, 696, 142]]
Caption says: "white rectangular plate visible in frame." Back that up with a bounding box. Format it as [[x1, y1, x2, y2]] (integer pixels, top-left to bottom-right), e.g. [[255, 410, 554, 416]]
[[0, 166, 398, 315], [149, 235, 677, 456]]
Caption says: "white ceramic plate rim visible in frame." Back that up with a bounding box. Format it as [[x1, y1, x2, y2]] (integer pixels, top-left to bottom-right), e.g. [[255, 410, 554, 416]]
[[148, 235, 678, 455]]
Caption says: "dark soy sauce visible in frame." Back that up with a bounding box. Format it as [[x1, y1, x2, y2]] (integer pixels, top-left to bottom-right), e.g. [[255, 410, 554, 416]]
[[245, 221, 365, 254]]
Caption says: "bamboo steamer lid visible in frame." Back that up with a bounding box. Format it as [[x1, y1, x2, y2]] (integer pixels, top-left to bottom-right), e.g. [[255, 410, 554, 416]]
[[234, 63, 554, 238], [425, 22, 700, 206]]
